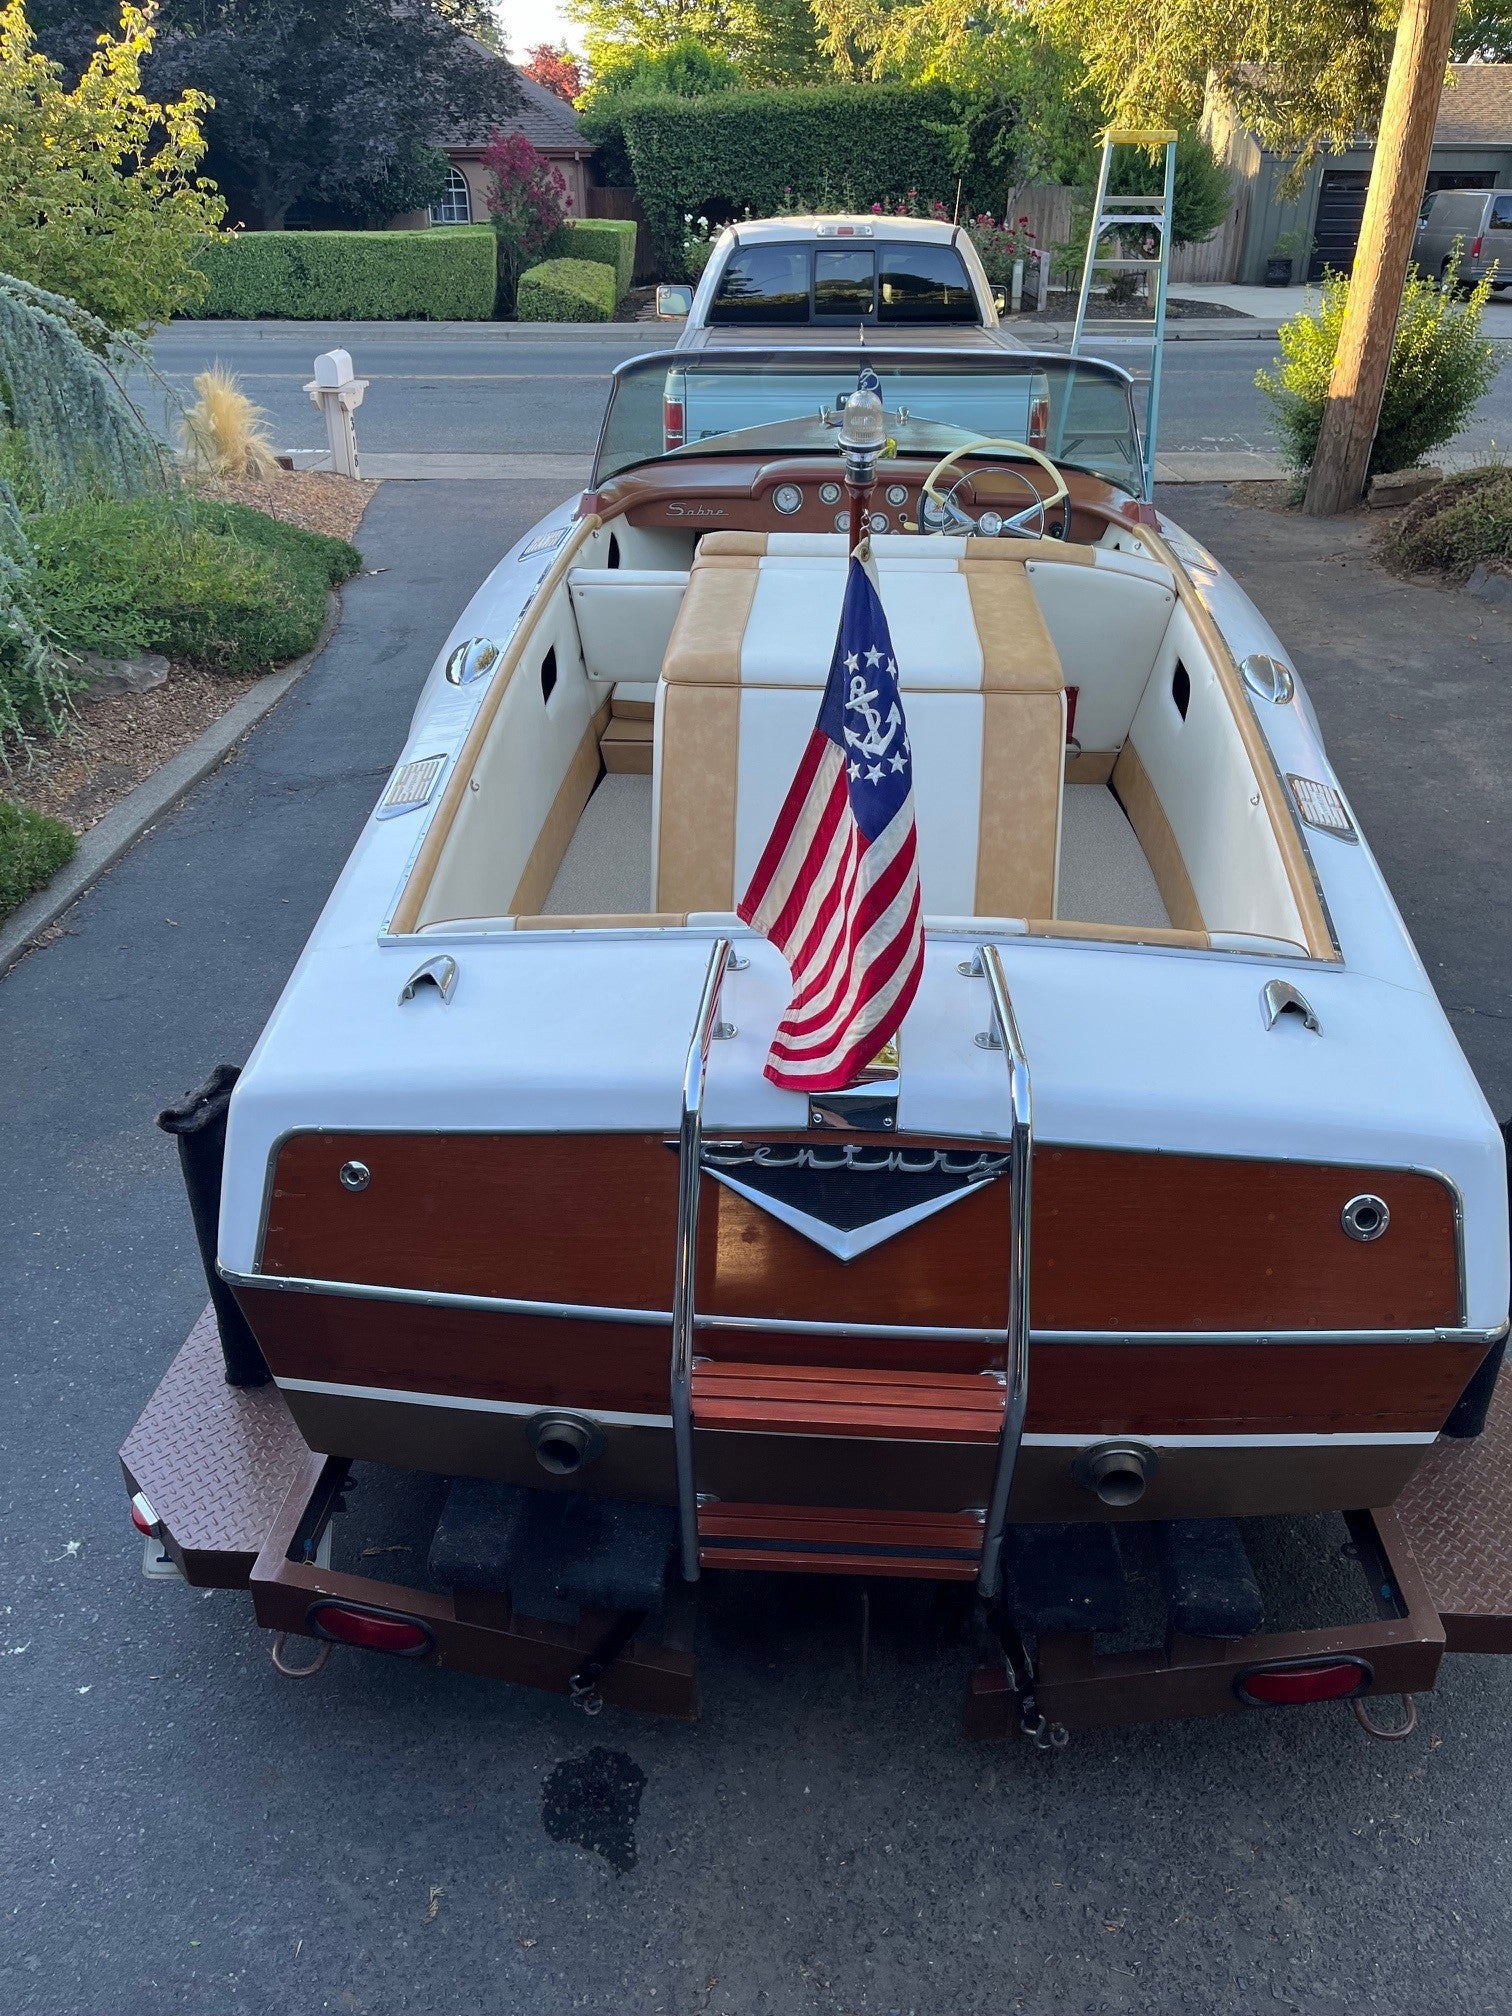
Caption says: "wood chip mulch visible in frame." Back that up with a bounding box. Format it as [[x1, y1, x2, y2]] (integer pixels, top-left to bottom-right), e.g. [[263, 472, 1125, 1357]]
[[2, 469, 377, 838]]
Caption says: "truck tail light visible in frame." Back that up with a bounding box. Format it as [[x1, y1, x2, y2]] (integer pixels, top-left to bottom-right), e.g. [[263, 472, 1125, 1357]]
[[1234, 1656, 1372, 1707], [664, 395, 685, 450], [129, 1492, 160, 1538], [307, 1600, 433, 1658], [1471, 234, 1484, 260], [1027, 388, 1049, 450]]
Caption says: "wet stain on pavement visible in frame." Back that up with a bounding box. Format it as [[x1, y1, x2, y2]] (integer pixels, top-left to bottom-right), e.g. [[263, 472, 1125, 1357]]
[[542, 1747, 646, 1872]]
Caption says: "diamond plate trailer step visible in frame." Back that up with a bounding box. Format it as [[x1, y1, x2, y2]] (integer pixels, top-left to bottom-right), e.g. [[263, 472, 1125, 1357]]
[[1395, 1361, 1512, 1654]]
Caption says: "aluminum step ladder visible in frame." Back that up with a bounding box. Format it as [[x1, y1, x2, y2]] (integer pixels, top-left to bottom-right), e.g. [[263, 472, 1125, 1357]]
[[1069, 128, 1178, 500]]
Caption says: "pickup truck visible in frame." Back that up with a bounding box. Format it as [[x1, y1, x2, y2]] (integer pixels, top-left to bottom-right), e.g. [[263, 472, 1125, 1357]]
[[654, 217, 1042, 452]]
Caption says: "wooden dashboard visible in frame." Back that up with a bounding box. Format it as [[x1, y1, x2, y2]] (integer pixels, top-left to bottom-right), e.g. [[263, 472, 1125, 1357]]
[[591, 455, 1134, 546]]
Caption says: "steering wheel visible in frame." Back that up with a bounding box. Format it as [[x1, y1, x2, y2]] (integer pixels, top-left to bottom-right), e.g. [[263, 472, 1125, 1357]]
[[918, 437, 1070, 540]]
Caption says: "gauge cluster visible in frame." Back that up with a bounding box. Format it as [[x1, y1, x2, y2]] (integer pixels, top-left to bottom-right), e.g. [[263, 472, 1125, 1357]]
[[758, 473, 926, 534]]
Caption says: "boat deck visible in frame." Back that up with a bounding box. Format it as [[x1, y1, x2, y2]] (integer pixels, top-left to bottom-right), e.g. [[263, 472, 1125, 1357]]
[[542, 776, 1170, 928]]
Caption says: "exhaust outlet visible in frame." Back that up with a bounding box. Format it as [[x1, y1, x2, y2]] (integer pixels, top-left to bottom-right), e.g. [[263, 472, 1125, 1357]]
[[1073, 1441, 1158, 1508], [527, 1412, 605, 1477]]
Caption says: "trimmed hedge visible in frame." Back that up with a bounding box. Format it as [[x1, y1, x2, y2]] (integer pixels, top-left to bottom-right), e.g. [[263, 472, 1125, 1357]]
[[615, 86, 961, 272], [517, 257, 619, 323], [193, 227, 496, 321], [551, 217, 638, 299]]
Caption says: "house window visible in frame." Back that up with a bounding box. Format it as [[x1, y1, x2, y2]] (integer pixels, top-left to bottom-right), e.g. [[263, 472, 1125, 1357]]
[[430, 166, 471, 226]]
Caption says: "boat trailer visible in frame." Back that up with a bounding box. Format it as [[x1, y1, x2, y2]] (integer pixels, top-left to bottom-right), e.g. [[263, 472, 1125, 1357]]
[[121, 1305, 1512, 1740]]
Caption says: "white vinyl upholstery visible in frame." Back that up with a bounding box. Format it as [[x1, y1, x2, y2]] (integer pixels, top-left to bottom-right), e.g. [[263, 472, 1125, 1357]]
[[568, 568, 688, 690]]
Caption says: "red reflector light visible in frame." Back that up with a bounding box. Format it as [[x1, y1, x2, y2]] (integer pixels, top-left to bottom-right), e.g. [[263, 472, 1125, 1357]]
[[664, 397, 685, 450], [308, 1601, 433, 1658], [1027, 390, 1050, 450], [1235, 1656, 1372, 1707], [129, 1492, 159, 1537]]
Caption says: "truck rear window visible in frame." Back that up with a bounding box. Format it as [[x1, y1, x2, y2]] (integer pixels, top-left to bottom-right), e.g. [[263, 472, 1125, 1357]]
[[877, 246, 979, 324], [708, 242, 983, 325]]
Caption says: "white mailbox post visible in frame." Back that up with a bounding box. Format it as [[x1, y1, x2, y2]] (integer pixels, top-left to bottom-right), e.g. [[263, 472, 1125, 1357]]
[[304, 348, 369, 478]]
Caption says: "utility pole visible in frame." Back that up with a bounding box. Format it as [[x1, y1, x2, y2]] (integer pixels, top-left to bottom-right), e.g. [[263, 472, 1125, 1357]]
[[1303, 0, 1460, 516]]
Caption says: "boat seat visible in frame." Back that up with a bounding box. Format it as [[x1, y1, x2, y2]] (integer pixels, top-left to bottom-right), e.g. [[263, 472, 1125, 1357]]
[[652, 541, 1066, 918], [567, 568, 688, 691]]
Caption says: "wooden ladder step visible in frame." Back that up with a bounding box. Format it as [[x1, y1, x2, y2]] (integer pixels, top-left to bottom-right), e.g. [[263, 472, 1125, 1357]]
[[698, 1501, 985, 1578], [692, 1360, 1005, 1443]]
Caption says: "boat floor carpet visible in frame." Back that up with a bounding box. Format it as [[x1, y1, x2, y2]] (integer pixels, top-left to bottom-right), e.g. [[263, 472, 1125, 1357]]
[[542, 772, 654, 915], [541, 776, 1168, 931]]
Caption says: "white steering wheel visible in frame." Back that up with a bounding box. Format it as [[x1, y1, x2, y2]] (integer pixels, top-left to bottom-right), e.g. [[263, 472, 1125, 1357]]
[[919, 437, 1070, 540]]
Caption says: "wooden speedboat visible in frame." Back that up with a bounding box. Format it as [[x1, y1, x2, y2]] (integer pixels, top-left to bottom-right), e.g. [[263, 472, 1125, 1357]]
[[210, 344, 1509, 1598]]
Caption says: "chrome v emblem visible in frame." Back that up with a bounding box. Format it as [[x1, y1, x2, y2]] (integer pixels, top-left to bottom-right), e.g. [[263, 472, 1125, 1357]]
[[699, 1140, 1008, 1262]]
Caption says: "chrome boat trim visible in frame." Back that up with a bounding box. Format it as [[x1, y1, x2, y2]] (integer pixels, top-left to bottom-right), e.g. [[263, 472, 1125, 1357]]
[[217, 1268, 1503, 1351], [976, 943, 1033, 1601], [671, 937, 733, 1582], [276, 1376, 672, 1428], [1023, 1429, 1437, 1449]]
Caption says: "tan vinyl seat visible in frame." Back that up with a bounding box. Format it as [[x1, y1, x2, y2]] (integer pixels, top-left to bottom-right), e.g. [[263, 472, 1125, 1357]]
[[653, 536, 1066, 918]]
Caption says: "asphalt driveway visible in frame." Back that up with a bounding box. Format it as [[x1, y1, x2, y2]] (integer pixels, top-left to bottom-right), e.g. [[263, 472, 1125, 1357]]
[[2, 479, 1510, 2016]]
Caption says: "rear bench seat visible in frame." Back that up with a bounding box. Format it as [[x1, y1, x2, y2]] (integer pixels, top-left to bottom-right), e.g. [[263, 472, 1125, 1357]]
[[651, 533, 1067, 919]]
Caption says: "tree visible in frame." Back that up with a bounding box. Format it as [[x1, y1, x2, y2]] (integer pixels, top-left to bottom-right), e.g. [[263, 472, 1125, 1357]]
[[523, 41, 582, 100], [27, 0, 520, 230], [584, 35, 741, 100], [566, 0, 829, 87], [0, 0, 223, 333], [484, 129, 568, 306], [1452, 0, 1512, 57]]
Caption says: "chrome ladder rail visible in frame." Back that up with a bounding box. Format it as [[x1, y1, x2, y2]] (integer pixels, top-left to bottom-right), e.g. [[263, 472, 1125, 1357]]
[[671, 936, 733, 1582], [974, 943, 1033, 1600]]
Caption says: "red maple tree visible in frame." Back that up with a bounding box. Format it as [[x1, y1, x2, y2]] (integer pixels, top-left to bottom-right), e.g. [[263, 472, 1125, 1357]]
[[523, 43, 582, 102]]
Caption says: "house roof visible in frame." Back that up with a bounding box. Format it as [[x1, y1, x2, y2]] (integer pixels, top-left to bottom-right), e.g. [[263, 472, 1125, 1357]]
[[1435, 64, 1512, 147], [441, 46, 592, 155]]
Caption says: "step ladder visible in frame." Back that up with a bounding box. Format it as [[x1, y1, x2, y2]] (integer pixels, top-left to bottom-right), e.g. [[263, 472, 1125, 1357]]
[[1069, 128, 1178, 501]]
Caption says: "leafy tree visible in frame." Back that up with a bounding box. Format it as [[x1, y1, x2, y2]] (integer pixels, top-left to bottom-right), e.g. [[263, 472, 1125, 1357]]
[[567, 0, 828, 87], [0, 0, 223, 333], [1452, 0, 1512, 59], [584, 35, 741, 99], [523, 41, 583, 100], [484, 129, 568, 306], [26, 0, 519, 229]]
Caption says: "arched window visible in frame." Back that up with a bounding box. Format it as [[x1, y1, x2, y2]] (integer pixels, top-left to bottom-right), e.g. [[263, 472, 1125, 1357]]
[[430, 165, 471, 225]]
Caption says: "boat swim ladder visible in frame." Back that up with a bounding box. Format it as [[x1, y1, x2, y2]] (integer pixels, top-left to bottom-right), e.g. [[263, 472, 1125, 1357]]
[[971, 943, 1033, 1600], [1069, 128, 1178, 502], [671, 937, 734, 1581]]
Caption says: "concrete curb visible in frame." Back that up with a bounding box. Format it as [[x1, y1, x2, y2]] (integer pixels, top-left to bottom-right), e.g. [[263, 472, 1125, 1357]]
[[1023, 321, 1284, 344], [0, 591, 343, 977]]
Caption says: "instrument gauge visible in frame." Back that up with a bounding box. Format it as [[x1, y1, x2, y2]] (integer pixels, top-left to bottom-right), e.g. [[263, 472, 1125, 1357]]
[[833, 510, 851, 533], [818, 481, 841, 505], [919, 491, 951, 532], [885, 483, 908, 508], [868, 512, 889, 533], [772, 482, 804, 516]]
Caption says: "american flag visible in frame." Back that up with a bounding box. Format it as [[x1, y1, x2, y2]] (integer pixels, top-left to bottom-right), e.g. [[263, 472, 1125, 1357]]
[[737, 549, 925, 1093]]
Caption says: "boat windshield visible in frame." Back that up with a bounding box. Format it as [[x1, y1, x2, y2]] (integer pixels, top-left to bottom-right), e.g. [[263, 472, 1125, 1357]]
[[593, 348, 1144, 492]]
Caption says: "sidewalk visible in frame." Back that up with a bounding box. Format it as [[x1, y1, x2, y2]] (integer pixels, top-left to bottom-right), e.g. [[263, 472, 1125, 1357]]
[[1025, 280, 1512, 342]]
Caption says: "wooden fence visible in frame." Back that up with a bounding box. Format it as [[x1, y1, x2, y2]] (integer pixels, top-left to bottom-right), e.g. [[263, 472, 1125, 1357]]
[[583, 186, 658, 285]]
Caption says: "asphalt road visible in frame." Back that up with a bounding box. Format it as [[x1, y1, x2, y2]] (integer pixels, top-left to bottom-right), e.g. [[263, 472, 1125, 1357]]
[[138, 320, 1512, 464], [4, 478, 1512, 2016]]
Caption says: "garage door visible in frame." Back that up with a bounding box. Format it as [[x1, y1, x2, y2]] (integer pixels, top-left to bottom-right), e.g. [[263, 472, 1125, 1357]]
[[1308, 171, 1371, 280]]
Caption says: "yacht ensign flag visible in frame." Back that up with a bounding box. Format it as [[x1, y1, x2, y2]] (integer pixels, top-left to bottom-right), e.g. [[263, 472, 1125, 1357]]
[[737, 549, 925, 1092]]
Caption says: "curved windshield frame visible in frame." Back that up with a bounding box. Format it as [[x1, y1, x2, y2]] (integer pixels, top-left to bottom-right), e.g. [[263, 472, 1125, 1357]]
[[592, 347, 1144, 494]]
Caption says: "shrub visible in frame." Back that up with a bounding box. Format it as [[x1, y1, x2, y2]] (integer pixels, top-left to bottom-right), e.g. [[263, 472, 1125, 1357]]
[[0, 797, 75, 922], [485, 131, 569, 311], [1380, 466, 1512, 579], [552, 218, 637, 299], [612, 85, 962, 272], [179, 366, 279, 478], [193, 227, 496, 321], [516, 257, 618, 323], [1257, 266, 1500, 478], [30, 495, 360, 674]]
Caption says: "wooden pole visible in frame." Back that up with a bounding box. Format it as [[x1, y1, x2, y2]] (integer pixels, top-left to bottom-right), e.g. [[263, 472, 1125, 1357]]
[[1302, 0, 1459, 516]]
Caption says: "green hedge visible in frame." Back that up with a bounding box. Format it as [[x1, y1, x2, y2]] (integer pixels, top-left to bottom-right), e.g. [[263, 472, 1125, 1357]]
[[551, 217, 638, 299], [517, 257, 619, 323], [0, 799, 76, 925], [193, 227, 496, 321], [615, 85, 961, 272]]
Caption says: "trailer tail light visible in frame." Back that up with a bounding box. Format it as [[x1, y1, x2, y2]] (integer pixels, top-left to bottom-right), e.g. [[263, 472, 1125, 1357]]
[[1027, 388, 1050, 450], [307, 1600, 433, 1658], [129, 1492, 160, 1538], [664, 395, 686, 450], [1234, 1656, 1372, 1707]]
